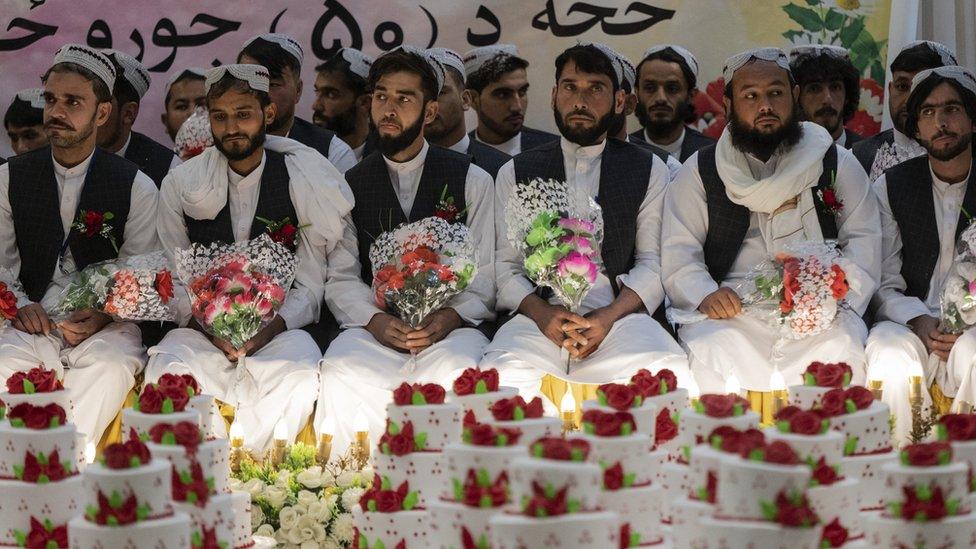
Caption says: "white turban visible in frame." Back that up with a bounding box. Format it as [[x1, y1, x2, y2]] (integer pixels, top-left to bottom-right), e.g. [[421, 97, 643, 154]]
[[641, 45, 700, 83], [108, 49, 151, 99], [462, 44, 520, 78], [427, 47, 465, 82], [910, 65, 976, 97], [16, 88, 45, 109], [243, 33, 304, 66], [723, 47, 791, 83], [205, 64, 270, 93]]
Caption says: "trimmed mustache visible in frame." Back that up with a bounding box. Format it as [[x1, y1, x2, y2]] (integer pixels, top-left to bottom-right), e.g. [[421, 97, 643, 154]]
[[564, 109, 595, 122], [45, 120, 73, 130], [814, 106, 839, 118]]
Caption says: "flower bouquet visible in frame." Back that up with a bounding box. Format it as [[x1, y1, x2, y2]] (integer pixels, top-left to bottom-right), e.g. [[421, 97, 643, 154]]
[[54, 251, 176, 322], [174, 234, 297, 349], [504, 178, 604, 372], [369, 216, 477, 330], [0, 267, 21, 324], [230, 443, 372, 548], [940, 221, 976, 334], [733, 241, 850, 339], [174, 106, 213, 161]]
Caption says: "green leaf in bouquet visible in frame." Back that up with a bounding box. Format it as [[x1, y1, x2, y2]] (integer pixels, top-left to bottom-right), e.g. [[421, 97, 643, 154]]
[[22, 379, 35, 395]]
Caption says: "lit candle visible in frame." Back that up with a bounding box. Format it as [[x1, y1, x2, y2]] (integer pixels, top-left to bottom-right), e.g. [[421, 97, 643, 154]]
[[560, 391, 577, 433], [317, 416, 335, 467], [687, 377, 701, 408], [229, 421, 246, 472], [84, 442, 96, 465], [270, 419, 288, 467], [353, 411, 370, 469], [725, 374, 741, 396], [908, 362, 924, 434], [769, 369, 788, 417], [866, 363, 884, 401]]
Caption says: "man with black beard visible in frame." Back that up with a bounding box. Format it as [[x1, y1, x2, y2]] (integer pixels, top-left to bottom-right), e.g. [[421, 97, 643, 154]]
[[316, 47, 495, 454], [790, 45, 864, 149], [238, 33, 356, 172], [425, 47, 510, 178], [662, 48, 880, 399], [631, 45, 714, 161], [151, 64, 353, 452], [482, 43, 689, 414], [852, 41, 957, 179], [866, 66, 976, 442], [312, 48, 376, 161]]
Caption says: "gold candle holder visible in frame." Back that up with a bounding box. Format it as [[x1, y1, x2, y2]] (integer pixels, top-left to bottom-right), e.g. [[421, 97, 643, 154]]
[[229, 436, 247, 472], [561, 410, 577, 434], [771, 389, 788, 418], [353, 431, 370, 470], [868, 379, 883, 401], [316, 434, 333, 467], [268, 438, 286, 467], [909, 375, 924, 434]]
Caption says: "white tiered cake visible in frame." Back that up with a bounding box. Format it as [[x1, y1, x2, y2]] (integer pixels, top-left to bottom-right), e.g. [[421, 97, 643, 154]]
[[68, 432, 191, 548], [121, 376, 199, 439], [788, 362, 854, 409], [628, 369, 688, 458], [429, 413, 526, 549], [863, 441, 976, 547], [487, 395, 560, 444], [489, 437, 620, 548], [580, 408, 666, 547], [938, 414, 976, 508]]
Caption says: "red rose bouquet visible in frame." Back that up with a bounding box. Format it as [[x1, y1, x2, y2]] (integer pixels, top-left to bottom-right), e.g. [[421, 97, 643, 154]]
[[0, 269, 22, 322], [175, 234, 296, 349], [369, 217, 477, 330], [55, 251, 176, 322]]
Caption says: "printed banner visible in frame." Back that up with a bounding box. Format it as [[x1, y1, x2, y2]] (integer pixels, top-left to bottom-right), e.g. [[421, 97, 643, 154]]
[[0, 0, 892, 155]]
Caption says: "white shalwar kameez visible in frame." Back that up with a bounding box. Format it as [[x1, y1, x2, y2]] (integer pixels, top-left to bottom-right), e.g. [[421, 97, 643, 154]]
[[148, 136, 352, 452], [0, 151, 159, 443], [316, 140, 496, 454], [866, 164, 976, 443], [481, 138, 690, 415], [662, 123, 881, 394]]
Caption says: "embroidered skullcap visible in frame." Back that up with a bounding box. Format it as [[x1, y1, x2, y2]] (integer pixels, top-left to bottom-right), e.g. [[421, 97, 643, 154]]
[[575, 42, 625, 87], [16, 88, 45, 109], [243, 33, 304, 66], [165, 67, 207, 94], [789, 44, 850, 65], [462, 44, 520, 78], [723, 47, 791, 83], [204, 64, 270, 93], [900, 40, 958, 67], [332, 48, 374, 80], [107, 50, 151, 99], [910, 65, 976, 97], [427, 47, 465, 82], [386, 46, 444, 93], [52, 43, 116, 91], [641, 45, 700, 81]]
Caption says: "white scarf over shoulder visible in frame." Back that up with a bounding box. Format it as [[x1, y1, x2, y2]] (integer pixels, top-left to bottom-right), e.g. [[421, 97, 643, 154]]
[[715, 121, 834, 250], [177, 135, 354, 251]]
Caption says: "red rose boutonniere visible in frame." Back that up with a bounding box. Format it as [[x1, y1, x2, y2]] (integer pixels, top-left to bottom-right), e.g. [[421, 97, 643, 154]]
[[71, 210, 118, 252], [256, 216, 309, 253], [816, 171, 844, 216], [434, 184, 467, 223]]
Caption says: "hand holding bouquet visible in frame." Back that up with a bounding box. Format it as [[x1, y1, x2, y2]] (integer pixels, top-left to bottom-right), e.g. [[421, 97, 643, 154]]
[[735, 241, 850, 339], [369, 216, 477, 329], [175, 234, 297, 349], [55, 251, 176, 322], [504, 178, 603, 312]]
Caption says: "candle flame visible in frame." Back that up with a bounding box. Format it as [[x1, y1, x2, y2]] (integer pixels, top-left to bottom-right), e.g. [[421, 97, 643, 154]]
[[560, 391, 576, 414]]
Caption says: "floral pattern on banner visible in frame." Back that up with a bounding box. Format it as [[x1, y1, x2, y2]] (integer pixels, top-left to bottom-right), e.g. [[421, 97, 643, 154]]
[[230, 443, 372, 549]]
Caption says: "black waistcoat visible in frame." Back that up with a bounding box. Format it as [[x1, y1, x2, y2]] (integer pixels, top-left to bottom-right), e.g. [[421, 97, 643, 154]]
[[886, 154, 976, 299], [8, 146, 136, 301], [183, 150, 298, 246], [345, 145, 471, 284], [124, 131, 176, 188], [512, 139, 652, 295], [288, 117, 336, 159], [697, 144, 839, 283]]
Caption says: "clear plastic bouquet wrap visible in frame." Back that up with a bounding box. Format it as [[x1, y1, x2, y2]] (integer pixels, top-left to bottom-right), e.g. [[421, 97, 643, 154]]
[[54, 251, 176, 322], [174, 234, 298, 348], [733, 241, 850, 339], [369, 216, 477, 329], [504, 178, 604, 312], [941, 221, 976, 334], [173, 106, 212, 161]]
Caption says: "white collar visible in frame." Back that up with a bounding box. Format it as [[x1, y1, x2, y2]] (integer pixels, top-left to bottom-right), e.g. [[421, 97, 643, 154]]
[[53, 148, 96, 179], [894, 128, 917, 150], [448, 133, 471, 154], [930, 162, 972, 192], [227, 151, 266, 189], [648, 127, 686, 157], [834, 130, 847, 148], [116, 132, 133, 157], [383, 139, 429, 174], [477, 130, 519, 150], [560, 137, 606, 160]]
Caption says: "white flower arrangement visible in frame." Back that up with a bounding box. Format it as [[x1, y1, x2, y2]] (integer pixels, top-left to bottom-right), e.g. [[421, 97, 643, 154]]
[[232, 443, 371, 549]]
